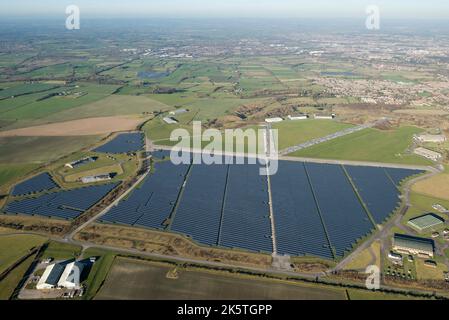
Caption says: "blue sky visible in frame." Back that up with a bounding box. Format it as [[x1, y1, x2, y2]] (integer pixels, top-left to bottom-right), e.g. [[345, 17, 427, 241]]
[[1, 0, 449, 19]]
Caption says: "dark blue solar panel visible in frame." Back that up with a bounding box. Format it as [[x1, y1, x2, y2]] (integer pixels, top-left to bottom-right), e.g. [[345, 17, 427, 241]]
[[219, 163, 273, 253], [5, 183, 117, 220], [305, 163, 374, 258], [385, 168, 424, 186], [271, 161, 333, 259], [100, 161, 189, 230], [171, 164, 228, 246], [94, 132, 144, 154], [11, 172, 59, 196], [151, 150, 172, 160], [345, 166, 401, 224]]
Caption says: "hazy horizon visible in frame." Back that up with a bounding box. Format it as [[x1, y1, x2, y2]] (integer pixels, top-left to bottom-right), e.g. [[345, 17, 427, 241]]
[[1, 0, 449, 19]]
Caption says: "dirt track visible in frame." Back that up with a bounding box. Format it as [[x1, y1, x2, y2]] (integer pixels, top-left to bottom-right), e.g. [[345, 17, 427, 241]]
[[0, 116, 147, 137]]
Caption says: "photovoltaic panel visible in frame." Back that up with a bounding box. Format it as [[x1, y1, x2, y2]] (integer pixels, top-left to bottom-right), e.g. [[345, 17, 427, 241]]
[[384, 168, 424, 186], [11, 172, 59, 196], [5, 183, 117, 220], [94, 132, 144, 154], [304, 163, 374, 257], [100, 161, 189, 230], [171, 164, 228, 246], [271, 161, 333, 259], [219, 163, 273, 253], [345, 165, 401, 224]]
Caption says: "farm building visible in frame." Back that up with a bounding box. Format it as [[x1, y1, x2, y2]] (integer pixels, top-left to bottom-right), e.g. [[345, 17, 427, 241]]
[[265, 117, 283, 123], [163, 117, 178, 124], [57, 262, 84, 289], [414, 134, 447, 143], [314, 114, 336, 120], [407, 214, 445, 232], [287, 115, 309, 120], [413, 147, 442, 162], [65, 156, 98, 169], [169, 109, 188, 115], [392, 234, 434, 258], [36, 263, 65, 290], [81, 173, 114, 184]]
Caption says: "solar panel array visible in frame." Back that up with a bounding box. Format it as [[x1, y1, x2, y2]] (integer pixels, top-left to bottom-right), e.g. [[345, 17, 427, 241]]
[[5, 183, 117, 220], [385, 168, 424, 186], [11, 172, 59, 196], [219, 164, 273, 253], [100, 161, 189, 229], [271, 161, 333, 259], [345, 166, 401, 224], [94, 132, 145, 154], [171, 164, 228, 246], [304, 163, 374, 257], [94, 155, 423, 259]]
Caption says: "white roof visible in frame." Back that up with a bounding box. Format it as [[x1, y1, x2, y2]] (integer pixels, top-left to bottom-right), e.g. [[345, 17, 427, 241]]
[[57, 262, 84, 289], [37, 264, 56, 289]]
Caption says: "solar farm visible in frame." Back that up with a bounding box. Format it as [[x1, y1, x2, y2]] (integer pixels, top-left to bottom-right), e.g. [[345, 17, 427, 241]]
[[98, 157, 424, 260], [4, 181, 118, 220], [94, 132, 145, 154]]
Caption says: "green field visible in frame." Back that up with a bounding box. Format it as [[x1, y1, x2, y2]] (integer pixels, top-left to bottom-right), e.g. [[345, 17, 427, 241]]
[[0, 254, 35, 300], [0, 234, 47, 274], [289, 126, 431, 165], [0, 164, 39, 192], [272, 120, 354, 150], [81, 248, 117, 300], [0, 136, 103, 164], [95, 257, 347, 300], [40, 241, 82, 261]]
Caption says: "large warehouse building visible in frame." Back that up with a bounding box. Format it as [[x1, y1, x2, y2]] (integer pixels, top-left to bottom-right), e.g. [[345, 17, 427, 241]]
[[392, 234, 435, 258], [407, 214, 445, 232]]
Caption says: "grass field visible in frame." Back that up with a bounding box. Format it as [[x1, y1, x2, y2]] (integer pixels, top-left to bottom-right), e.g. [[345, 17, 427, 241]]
[[289, 126, 430, 165], [0, 254, 35, 300], [412, 173, 449, 201], [81, 248, 117, 300], [0, 163, 38, 192], [272, 120, 354, 150], [95, 257, 348, 300], [0, 234, 47, 275], [415, 259, 448, 281], [344, 241, 381, 271], [40, 241, 82, 261]]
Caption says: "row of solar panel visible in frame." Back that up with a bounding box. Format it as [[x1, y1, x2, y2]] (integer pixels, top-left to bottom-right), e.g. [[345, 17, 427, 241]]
[[4, 183, 118, 220], [94, 132, 145, 154], [11, 172, 59, 196], [100, 161, 189, 229], [96, 158, 422, 258]]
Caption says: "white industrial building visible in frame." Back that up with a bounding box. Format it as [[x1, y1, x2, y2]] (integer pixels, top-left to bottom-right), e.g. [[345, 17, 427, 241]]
[[81, 173, 113, 184], [314, 114, 336, 120], [413, 147, 442, 162], [414, 134, 447, 143], [163, 117, 179, 124], [265, 117, 283, 123], [169, 109, 188, 115], [287, 115, 308, 121], [37, 261, 84, 290], [36, 263, 65, 290], [58, 262, 84, 290]]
